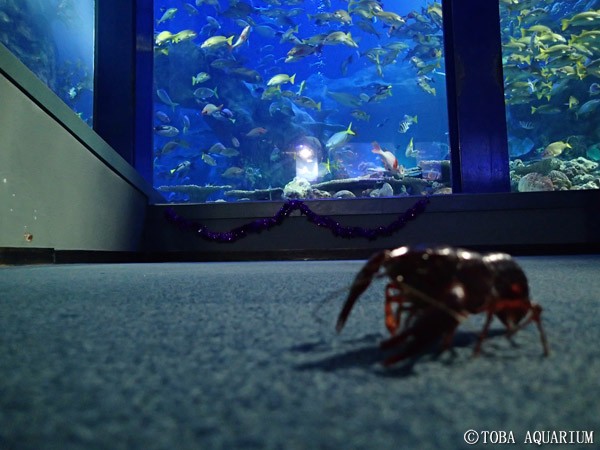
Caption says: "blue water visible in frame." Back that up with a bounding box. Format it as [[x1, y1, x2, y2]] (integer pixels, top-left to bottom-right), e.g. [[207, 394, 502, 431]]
[[152, 0, 450, 202], [0, 0, 94, 125], [500, 0, 600, 166]]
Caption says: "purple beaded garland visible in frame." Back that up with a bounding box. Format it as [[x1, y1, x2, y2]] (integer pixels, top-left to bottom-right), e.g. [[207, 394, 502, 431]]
[[164, 197, 430, 243]]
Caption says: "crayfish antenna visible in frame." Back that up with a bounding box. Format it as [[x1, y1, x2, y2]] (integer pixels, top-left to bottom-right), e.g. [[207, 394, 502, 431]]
[[311, 285, 352, 326], [336, 250, 389, 332]]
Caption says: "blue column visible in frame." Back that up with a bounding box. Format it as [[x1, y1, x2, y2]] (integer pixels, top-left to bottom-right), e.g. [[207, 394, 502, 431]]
[[94, 0, 153, 184], [134, 0, 154, 184], [443, 0, 510, 193]]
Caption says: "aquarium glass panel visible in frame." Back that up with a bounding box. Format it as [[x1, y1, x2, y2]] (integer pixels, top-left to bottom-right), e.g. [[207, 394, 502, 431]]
[[0, 0, 94, 126], [500, 0, 600, 192], [153, 0, 450, 203]]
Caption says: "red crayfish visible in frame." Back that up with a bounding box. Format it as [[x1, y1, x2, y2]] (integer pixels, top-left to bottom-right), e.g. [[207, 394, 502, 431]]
[[336, 246, 549, 366]]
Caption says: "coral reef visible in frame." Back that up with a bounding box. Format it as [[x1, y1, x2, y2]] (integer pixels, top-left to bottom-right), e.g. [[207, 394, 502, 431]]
[[511, 156, 600, 192], [157, 184, 232, 202], [225, 187, 284, 201], [369, 182, 394, 198], [517, 173, 554, 192], [282, 177, 312, 200], [333, 190, 356, 199]]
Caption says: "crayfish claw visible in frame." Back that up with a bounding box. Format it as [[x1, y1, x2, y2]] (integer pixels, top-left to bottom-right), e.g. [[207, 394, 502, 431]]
[[336, 250, 389, 332]]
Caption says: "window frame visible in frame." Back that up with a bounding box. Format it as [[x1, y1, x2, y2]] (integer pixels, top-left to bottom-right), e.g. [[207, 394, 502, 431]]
[[95, 0, 511, 198]]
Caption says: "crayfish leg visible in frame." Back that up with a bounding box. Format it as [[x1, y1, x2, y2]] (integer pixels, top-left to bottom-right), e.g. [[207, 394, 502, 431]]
[[380, 329, 415, 366], [380, 309, 460, 365], [441, 329, 457, 352], [536, 320, 550, 357], [336, 250, 389, 333], [522, 303, 550, 356], [384, 282, 405, 334], [381, 328, 458, 367], [474, 311, 495, 356], [490, 299, 550, 356]]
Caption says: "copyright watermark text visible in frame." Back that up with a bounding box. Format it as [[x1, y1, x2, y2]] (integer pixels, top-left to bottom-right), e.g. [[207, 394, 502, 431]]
[[463, 430, 594, 445]]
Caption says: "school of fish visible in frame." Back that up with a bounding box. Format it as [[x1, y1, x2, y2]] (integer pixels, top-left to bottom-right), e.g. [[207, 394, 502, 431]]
[[151, 0, 449, 201], [501, 0, 600, 164]]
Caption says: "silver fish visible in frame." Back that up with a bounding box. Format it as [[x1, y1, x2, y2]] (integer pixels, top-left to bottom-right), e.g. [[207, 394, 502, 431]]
[[154, 125, 179, 137], [202, 153, 217, 166], [156, 89, 179, 109]]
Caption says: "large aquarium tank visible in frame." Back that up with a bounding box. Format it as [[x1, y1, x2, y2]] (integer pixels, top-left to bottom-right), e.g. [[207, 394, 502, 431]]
[[500, 0, 600, 192], [0, 0, 95, 126], [152, 0, 451, 203]]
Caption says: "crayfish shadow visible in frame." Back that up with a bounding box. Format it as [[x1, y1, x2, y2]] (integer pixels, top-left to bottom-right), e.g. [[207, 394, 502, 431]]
[[293, 343, 426, 377], [292, 333, 385, 372], [292, 329, 510, 376], [294, 343, 390, 372]]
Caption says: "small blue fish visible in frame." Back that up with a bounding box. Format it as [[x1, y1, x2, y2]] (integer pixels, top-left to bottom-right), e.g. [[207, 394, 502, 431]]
[[170, 160, 191, 177], [156, 89, 179, 109], [154, 125, 179, 137], [376, 118, 390, 128], [182, 115, 190, 134], [577, 99, 600, 117], [156, 111, 171, 123], [508, 137, 535, 157], [201, 153, 217, 166]]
